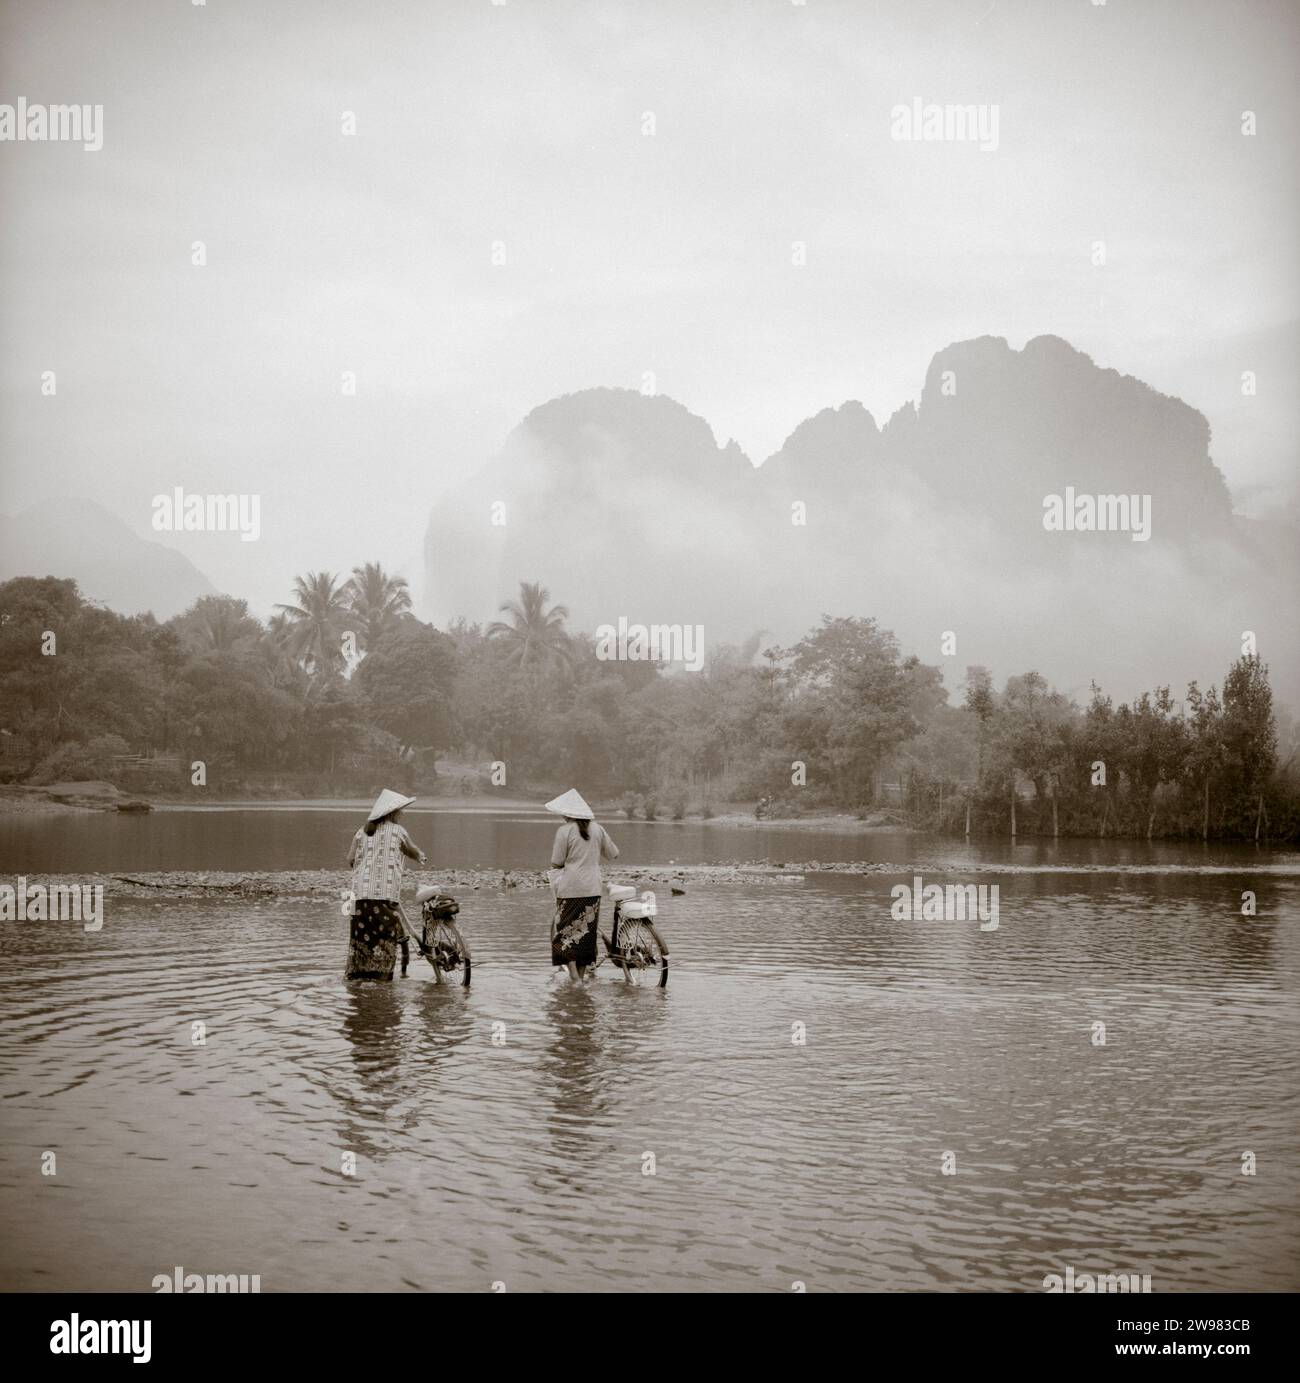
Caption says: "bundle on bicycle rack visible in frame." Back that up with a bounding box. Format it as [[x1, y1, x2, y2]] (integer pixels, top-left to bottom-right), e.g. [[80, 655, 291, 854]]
[[601, 884, 669, 987], [415, 886, 470, 983]]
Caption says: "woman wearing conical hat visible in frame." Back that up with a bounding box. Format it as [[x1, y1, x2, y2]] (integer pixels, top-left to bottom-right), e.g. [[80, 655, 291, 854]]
[[344, 788, 427, 980], [545, 788, 619, 980]]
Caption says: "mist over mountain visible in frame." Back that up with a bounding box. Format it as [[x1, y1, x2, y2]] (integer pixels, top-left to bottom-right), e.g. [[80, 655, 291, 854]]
[[0, 498, 215, 620], [425, 336, 1299, 704], [425, 388, 764, 645]]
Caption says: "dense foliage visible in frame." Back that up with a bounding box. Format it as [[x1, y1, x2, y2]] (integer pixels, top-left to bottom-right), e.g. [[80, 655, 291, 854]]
[[0, 574, 1293, 839]]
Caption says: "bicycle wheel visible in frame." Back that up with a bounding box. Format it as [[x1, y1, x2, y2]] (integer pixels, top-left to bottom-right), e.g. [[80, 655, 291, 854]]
[[607, 918, 668, 988], [424, 921, 471, 987]]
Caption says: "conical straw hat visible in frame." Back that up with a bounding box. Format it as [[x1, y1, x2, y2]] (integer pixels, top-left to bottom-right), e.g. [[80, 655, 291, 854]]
[[368, 788, 416, 822], [545, 788, 593, 820]]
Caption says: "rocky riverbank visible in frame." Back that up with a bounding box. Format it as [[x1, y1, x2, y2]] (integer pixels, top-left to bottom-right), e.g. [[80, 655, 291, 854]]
[[0, 782, 152, 814]]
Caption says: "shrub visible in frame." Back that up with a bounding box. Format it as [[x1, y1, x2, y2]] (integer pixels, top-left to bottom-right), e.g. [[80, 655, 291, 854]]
[[28, 735, 132, 786]]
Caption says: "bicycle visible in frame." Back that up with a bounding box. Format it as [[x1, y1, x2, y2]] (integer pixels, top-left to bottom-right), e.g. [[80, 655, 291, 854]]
[[398, 886, 471, 987], [598, 885, 669, 987]]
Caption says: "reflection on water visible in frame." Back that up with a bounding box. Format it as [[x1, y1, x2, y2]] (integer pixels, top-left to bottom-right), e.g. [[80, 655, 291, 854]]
[[5, 803, 1296, 874], [539, 985, 607, 1191], [0, 864, 1297, 1291]]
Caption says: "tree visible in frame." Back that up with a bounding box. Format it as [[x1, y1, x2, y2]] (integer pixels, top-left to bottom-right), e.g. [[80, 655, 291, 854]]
[[293, 681, 366, 772], [1185, 681, 1224, 841], [895, 703, 979, 827], [275, 572, 351, 678], [1123, 687, 1185, 838], [255, 612, 307, 693], [172, 595, 262, 654], [0, 577, 161, 759], [995, 672, 1077, 836], [962, 665, 995, 784], [779, 616, 917, 806], [1082, 682, 1121, 834], [487, 581, 572, 670], [452, 639, 541, 767], [1220, 655, 1276, 805], [345, 562, 412, 653], [356, 623, 457, 756], [0, 577, 85, 751]]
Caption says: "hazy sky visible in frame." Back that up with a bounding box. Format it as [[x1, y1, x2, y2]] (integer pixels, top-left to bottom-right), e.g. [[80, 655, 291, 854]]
[[2, 0, 1296, 616]]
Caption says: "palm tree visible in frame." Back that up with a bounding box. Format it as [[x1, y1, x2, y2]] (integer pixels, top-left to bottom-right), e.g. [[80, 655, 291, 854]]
[[275, 571, 352, 677], [175, 595, 261, 653], [487, 581, 572, 669], [264, 610, 292, 647], [345, 562, 411, 652], [257, 610, 304, 690]]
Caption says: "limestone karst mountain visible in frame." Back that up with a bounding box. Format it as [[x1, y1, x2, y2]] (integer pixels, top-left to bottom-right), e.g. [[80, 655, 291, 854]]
[[0, 498, 216, 620], [425, 336, 1297, 701], [424, 387, 765, 646]]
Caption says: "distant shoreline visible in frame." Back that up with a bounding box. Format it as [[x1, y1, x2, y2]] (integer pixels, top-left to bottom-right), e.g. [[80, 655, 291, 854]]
[[4, 785, 1292, 848], [0, 783, 909, 833], [148, 796, 908, 834]]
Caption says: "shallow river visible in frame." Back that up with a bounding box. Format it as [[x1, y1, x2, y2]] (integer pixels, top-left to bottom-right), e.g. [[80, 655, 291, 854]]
[[0, 813, 1297, 1291]]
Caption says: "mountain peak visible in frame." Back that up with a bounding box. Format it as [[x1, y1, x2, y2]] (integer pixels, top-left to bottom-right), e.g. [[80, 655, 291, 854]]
[[761, 400, 881, 478], [421, 335, 1282, 699], [0, 499, 216, 619], [509, 386, 751, 474]]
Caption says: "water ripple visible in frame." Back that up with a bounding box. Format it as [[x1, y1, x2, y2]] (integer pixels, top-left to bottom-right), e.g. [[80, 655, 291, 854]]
[[1, 874, 1297, 1291]]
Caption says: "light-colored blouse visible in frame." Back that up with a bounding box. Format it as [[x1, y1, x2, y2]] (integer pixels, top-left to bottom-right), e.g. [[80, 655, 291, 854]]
[[348, 821, 422, 902], [550, 820, 619, 898]]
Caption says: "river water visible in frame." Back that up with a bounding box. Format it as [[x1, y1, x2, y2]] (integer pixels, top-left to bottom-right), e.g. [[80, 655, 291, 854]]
[[1, 809, 1297, 1291], [0, 801, 1290, 872]]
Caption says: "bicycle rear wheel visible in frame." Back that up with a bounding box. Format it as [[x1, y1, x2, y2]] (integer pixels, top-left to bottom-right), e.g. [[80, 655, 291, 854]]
[[607, 918, 668, 988], [424, 921, 471, 987]]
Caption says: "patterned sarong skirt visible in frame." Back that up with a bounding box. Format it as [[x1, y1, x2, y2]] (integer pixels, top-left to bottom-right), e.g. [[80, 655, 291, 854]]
[[346, 899, 405, 980], [552, 896, 600, 968]]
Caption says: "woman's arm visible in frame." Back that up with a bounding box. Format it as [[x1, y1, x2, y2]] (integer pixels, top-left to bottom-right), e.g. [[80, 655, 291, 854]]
[[398, 827, 426, 863], [346, 830, 361, 868], [600, 825, 619, 860]]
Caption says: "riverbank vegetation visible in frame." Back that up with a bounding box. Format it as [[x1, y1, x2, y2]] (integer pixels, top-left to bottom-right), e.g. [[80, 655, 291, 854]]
[[1, 573, 1294, 841]]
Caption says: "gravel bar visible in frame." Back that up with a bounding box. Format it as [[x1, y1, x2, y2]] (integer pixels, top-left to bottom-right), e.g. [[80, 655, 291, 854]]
[[4, 864, 810, 900]]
